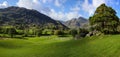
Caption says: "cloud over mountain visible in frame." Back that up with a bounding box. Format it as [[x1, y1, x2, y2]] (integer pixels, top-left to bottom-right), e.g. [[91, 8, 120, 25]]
[[0, 1, 9, 8], [0, 0, 119, 21]]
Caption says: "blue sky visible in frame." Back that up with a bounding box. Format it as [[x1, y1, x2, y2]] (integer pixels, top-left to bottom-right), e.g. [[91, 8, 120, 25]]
[[0, 0, 120, 21]]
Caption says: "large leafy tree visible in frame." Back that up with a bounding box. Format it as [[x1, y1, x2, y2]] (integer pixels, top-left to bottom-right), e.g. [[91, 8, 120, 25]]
[[89, 4, 119, 34]]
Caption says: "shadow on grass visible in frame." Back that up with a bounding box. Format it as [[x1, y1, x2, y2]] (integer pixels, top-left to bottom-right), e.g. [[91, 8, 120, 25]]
[[58, 35, 70, 37]]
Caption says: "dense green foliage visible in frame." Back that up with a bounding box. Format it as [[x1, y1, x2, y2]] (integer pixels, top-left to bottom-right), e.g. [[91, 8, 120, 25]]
[[89, 4, 119, 34], [78, 28, 89, 37], [54, 30, 64, 35], [35, 29, 42, 37], [69, 29, 78, 37], [7, 28, 17, 38]]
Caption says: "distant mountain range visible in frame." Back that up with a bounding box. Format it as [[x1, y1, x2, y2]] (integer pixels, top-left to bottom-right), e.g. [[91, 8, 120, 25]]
[[63, 17, 89, 29], [0, 6, 68, 30]]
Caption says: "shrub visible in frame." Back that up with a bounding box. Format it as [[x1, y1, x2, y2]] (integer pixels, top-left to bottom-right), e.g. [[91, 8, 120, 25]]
[[73, 28, 89, 40], [69, 29, 78, 38], [50, 30, 54, 35], [78, 28, 89, 35], [36, 30, 42, 37], [22, 33, 28, 37], [7, 28, 17, 38], [54, 30, 64, 35]]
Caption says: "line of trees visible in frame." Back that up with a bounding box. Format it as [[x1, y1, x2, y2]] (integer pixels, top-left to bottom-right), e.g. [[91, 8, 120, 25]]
[[0, 4, 119, 39]]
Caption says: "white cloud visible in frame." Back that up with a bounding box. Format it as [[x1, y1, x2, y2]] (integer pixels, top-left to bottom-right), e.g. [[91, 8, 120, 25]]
[[41, 0, 53, 3], [17, 0, 41, 12], [82, 0, 106, 16], [92, 0, 105, 7], [46, 9, 80, 21], [54, 0, 66, 7], [0, 1, 9, 8], [41, 0, 66, 7], [70, 6, 80, 12], [82, 0, 94, 15], [16, 0, 79, 21], [48, 9, 65, 20], [0, 0, 118, 21], [42, 0, 47, 3], [16, 0, 113, 21], [55, 0, 61, 7], [65, 11, 80, 21]]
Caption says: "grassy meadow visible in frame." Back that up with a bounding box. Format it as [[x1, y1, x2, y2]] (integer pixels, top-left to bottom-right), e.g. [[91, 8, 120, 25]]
[[0, 35, 120, 57]]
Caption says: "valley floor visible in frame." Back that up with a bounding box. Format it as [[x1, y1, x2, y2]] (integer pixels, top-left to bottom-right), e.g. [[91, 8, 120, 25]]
[[0, 35, 120, 57]]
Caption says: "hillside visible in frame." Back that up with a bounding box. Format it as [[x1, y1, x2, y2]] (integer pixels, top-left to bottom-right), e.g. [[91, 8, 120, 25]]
[[0, 6, 68, 29], [0, 35, 120, 57], [64, 17, 88, 29]]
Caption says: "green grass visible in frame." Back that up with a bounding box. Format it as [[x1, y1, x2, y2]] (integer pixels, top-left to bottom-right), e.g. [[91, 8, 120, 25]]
[[0, 35, 120, 57]]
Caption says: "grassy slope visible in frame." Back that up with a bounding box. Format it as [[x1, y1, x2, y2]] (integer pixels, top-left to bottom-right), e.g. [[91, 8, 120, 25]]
[[0, 35, 120, 57]]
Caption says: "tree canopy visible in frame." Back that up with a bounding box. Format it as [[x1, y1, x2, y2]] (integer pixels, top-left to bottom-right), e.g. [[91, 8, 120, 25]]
[[89, 4, 119, 34]]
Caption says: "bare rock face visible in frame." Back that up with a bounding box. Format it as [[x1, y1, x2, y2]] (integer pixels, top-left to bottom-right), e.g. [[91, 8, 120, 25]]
[[64, 17, 88, 29]]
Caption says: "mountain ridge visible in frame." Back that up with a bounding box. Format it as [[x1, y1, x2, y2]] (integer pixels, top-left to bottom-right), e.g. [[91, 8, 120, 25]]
[[0, 6, 68, 30], [64, 17, 88, 29]]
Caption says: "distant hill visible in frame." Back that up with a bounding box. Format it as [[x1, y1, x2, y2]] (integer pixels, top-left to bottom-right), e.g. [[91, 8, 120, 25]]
[[64, 17, 88, 29], [0, 6, 68, 30]]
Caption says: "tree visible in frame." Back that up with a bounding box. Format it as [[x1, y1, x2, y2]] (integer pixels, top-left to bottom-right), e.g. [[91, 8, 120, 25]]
[[23, 29, 29, 37], [78, 28, 89, 37], [78, 28, 88, 34], [51, 30, 54, 35], [8, 28, 17, 38], [0, 27, 3, 33], [69, 29, 78, 38], [36, 29, 42, 37], [89, 4, 119, 34], [54, 30, 64, 35]]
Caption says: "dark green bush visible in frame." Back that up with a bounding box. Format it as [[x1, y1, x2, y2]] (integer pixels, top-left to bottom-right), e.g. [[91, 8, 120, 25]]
[[54, 30, 64, 35]]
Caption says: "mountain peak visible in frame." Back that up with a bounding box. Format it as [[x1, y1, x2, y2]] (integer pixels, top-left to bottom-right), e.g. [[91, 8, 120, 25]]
[[64, 17, 88, 29], [0, 6, 68, 30]]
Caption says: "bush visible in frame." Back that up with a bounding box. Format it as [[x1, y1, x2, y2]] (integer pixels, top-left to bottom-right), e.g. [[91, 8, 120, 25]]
[[36, 30, 42, 37], [117, 25, 120, 33], [22, 33, 28, 37], [7, 28, 17, 38], [78, 28, 89, 35], [79, 33, 87, 37], [51, 30, 54, 35], [69, 29, 78, 38], [74, 28, 89, 40], [54, 30, 64, 35], [0, 27, 3, 33]]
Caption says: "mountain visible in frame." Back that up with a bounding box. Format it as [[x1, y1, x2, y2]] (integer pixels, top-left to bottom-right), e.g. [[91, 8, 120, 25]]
[[0, 6, 68, 30], [64, 17, 88, 29]]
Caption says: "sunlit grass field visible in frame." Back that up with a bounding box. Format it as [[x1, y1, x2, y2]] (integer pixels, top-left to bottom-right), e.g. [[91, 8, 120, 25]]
[[0, 35, 120, 57]]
